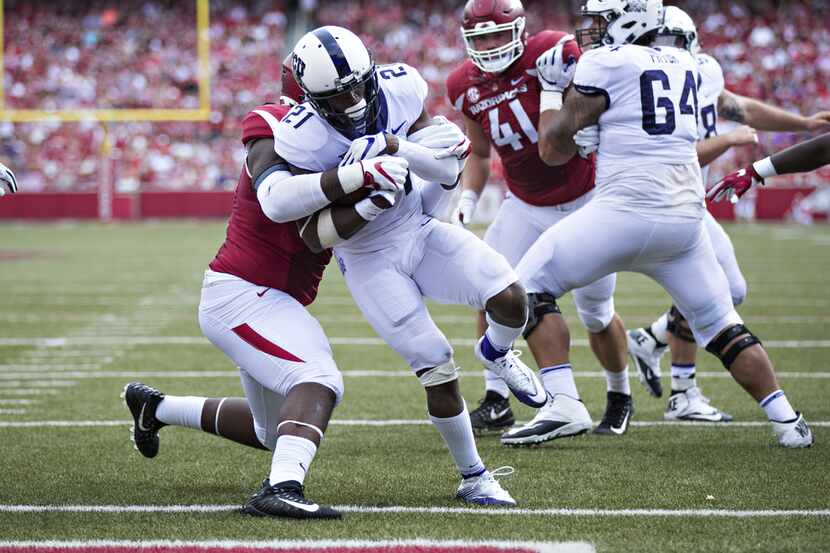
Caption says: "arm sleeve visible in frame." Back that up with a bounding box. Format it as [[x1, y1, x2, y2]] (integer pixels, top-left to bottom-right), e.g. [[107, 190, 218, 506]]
[[255, 169, 331, 224], [397, 120, 466, 185]]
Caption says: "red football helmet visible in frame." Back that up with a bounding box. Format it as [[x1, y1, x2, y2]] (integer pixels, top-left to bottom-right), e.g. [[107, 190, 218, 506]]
[[461, 0, 527, 74], [280, 53, 304, 106]]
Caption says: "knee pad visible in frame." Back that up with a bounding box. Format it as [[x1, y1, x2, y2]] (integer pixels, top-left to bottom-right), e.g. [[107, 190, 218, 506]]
[[290, 360, 345, 405], [576, 298, 615, 334], [667, 305, 696, 343], [705, 324, 762, 369], [523, 292, 561, 339], [415, 358, 459, 387]]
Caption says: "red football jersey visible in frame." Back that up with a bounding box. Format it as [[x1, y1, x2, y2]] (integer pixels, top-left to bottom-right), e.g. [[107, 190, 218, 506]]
[[446, 30, 595, 207], [209, 103, 332, 306]]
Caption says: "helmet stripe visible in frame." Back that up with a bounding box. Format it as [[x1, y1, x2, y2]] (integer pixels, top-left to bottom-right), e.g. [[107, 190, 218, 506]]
[[313, 28, 352, 79]]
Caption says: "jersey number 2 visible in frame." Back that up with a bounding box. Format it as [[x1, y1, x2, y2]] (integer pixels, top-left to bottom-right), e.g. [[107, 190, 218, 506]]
[[488, 100, 538, 151], [640, 70, 698, 136]]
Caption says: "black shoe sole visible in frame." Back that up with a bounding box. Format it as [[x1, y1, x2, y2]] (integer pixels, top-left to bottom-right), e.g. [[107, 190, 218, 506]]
[[241, 501, 342, 520], [631, 355, 663, 398]]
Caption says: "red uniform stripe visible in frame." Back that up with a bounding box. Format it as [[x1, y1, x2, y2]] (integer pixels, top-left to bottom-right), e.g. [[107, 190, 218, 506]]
[[231, 323, 304, 363]]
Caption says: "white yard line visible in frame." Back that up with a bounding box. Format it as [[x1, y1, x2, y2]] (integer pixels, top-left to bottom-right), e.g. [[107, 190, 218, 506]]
[[0, 504, 826, 518], [2, 336, 829, 348], [0, 409, 26, 415], [0, 399, 36, 405], [0, 419, 829, 429], [0, 370, 829, 380]]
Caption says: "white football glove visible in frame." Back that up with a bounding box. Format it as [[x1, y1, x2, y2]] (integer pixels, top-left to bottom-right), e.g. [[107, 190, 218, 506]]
[[359, 155, 409, 193], [451, 189, 479, 227], [536, 34, 578, 94], [355, 187, 400, 221], [340, 132, 390, 167], [0, 162, 18, 196], [574, 125, 599, 158], [410, 116, 472, 160]]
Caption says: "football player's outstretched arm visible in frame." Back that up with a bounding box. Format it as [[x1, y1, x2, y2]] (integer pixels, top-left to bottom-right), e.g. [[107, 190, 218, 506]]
[[247, 137, 406, 224], [696, 125, 758, 168], [538, 89, 605, 166], [719, 89, 830, 132], [708, 133, 830, 203]]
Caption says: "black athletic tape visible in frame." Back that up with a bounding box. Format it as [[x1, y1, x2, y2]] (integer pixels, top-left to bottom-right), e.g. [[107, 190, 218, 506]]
[[667, 305, 695, 343], [523, 292, 561, 340], [705, 324, 762, 369], [252, 163, 290, 191]]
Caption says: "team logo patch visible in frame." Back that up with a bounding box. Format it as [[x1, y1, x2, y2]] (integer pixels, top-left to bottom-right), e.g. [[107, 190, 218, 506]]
[[292, 54, 306, 81], [466, 86, 480, 103]]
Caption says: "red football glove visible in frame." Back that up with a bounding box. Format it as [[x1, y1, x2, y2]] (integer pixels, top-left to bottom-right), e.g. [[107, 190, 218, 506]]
[[707, 164, 764, 204]]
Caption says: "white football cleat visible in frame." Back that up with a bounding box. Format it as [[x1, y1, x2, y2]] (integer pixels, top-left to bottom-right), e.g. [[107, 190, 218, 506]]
[[501, 394, 593, 446], [474, 338, 546, 408], [456, 467, 516, 506], [772, 413, 814, 448], [627, 328, 666, 398], [664, 387, 733, 423]]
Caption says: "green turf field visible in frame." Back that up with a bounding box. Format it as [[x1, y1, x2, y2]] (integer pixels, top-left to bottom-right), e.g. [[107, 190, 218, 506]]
[[0, 221, 828, 552]]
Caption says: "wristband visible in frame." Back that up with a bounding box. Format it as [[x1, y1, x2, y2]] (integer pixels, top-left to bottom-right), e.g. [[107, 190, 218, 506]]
[[752, 157, 777, 180], [355, 196, 384, 221], [337, 162, 366, 194], [540, 90, 563, 112]]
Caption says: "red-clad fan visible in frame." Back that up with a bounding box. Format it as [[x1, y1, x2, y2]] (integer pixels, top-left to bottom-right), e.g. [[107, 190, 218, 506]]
[[121, 57, 380, 520], [446, 0, 630, 443]]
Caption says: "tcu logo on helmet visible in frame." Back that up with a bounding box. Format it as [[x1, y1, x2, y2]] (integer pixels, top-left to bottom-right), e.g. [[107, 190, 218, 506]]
[[292, 54, 306, 81], [467, 87, 480, 103]]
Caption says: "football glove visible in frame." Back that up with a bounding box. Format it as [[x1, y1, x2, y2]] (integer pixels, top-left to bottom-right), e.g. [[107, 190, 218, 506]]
[[0, 162, 18, 196], [355, 187, 400, 221], [452, 189, 479, 227], [410, 116, 472, 160], [359, 156, 409, 193], [574, 125, 599, 158], [341, 133, 390, 167], [536, 34, 578, 94], [707, 165, 764, 204]]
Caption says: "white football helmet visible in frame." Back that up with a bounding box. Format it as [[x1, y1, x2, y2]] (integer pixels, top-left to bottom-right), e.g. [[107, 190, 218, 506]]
[[577, 0, 664, 50], [657, 6, 699, 55], [291, 26, 378, 137]]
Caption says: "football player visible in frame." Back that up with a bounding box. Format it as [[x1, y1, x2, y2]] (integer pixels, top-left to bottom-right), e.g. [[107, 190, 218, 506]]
[[614, 6, 830, 422], [709, 132, 830, 201], [275, 26, 544, 505], [0, 162, 17, 196], [122, 59, 355, 520], [515, 0, 812, 448], [447, 0, 631, 443]]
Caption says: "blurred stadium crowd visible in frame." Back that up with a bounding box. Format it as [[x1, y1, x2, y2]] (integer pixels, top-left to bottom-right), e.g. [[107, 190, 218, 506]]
[[1, 0, 829, 192]]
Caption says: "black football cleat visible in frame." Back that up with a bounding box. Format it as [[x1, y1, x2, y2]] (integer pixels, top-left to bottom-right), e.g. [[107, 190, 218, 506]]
[[241, 479, 342, 520], [469, 391, 515, 435], [122, 382, 167, 458], [593, 391, 634, 435]]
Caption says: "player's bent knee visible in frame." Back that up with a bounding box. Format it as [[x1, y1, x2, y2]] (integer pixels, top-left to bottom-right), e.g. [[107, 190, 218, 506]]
[[705, 324, 762, 370], [523, 292, 561, 339], [731, 278, 748, 307], [576, 300, 615, 334], [289, 361, 345, 405], [486, 281, 527, 317], [667, 305, 696, 343], [416, 358, 459, 388]]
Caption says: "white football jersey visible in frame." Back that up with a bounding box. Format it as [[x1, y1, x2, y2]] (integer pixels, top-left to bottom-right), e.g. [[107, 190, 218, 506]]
[[696, 53, 725, 186], [573, 44, 705, 220], [272, 63, 429, 253]]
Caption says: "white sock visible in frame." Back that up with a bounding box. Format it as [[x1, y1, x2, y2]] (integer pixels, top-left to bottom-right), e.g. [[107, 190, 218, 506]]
[[605, 367, 631, 395], [269, 435, 317, 486], [483, 369, 509, 398], [430, 403, 485, 479], [484, 313, 524, 352], [670, 363, 696, 392], [650, 312, 669, 345], [155, 396, 206, 429], [759, 390, 797, 422], [540, 363, 580, 400]]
